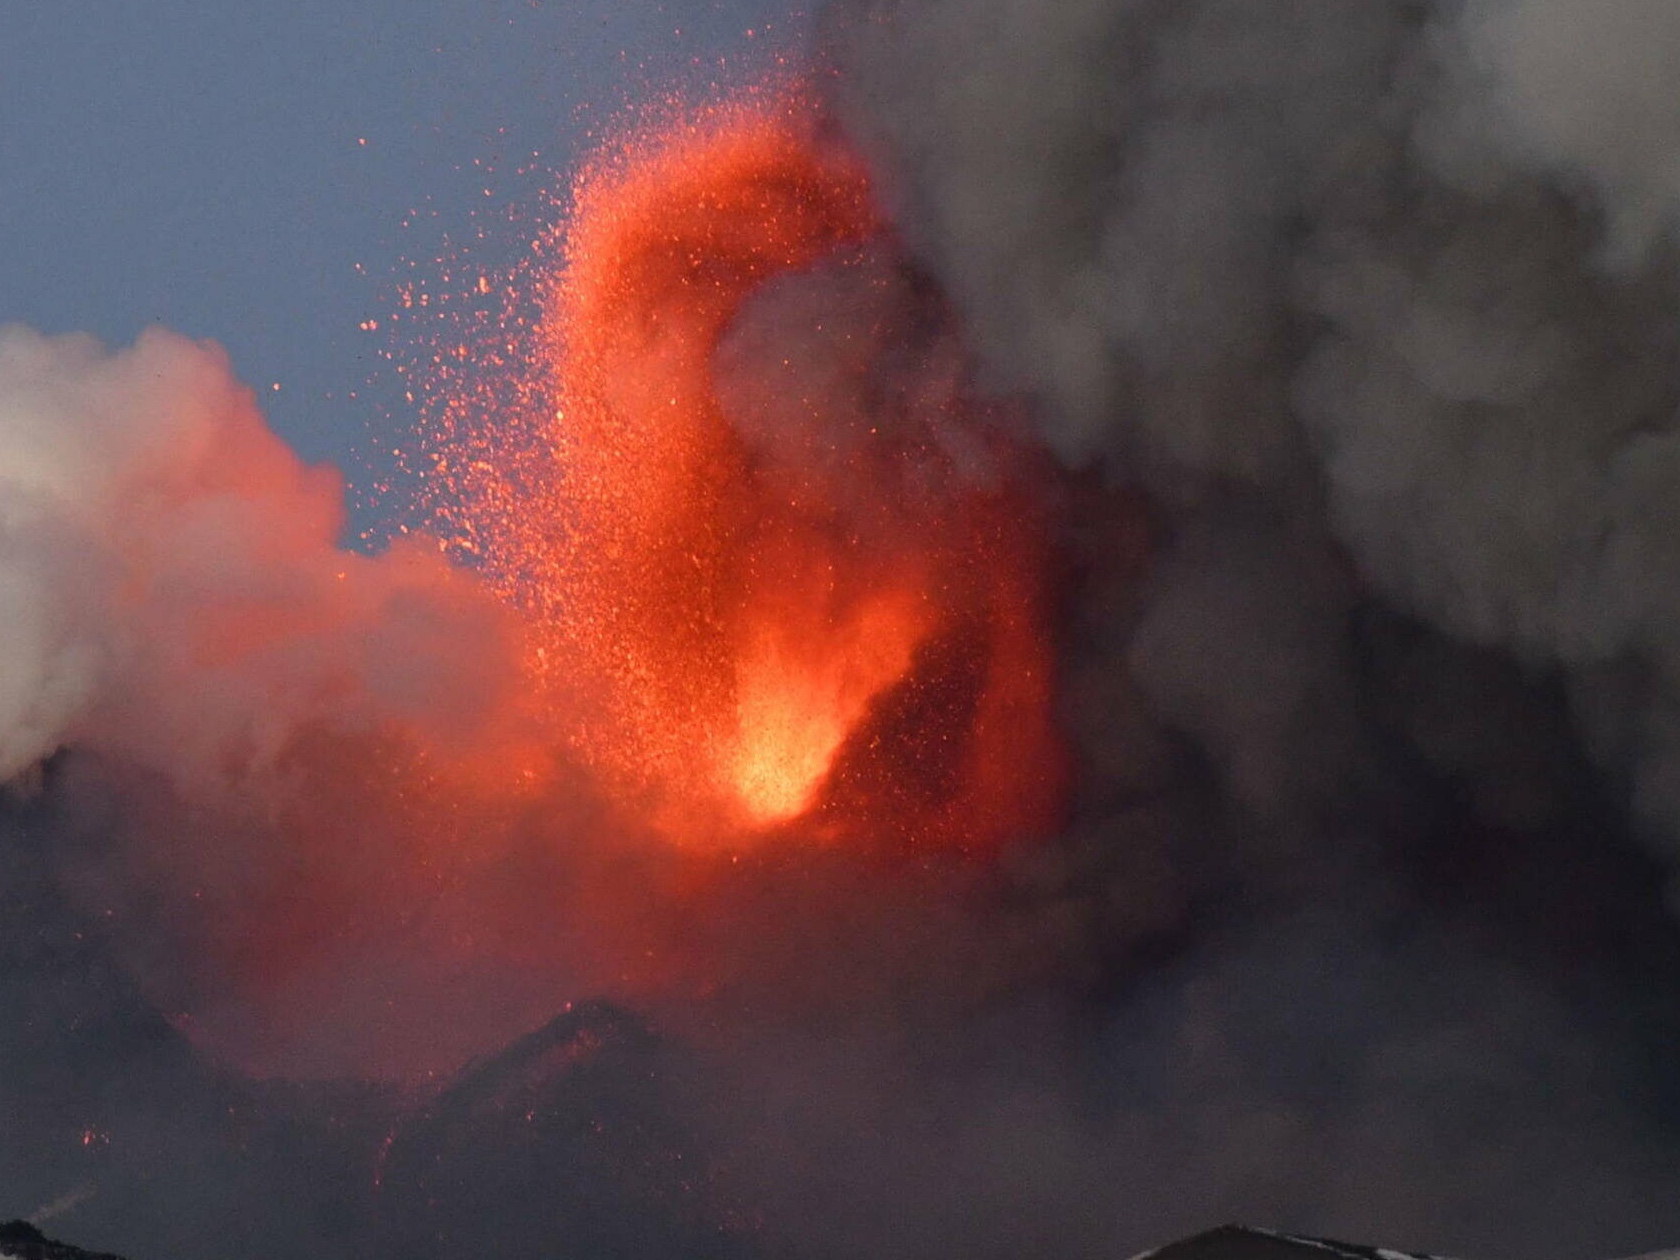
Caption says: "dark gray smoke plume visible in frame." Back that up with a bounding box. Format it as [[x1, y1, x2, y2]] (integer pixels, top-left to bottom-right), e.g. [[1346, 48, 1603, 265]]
[[8, 3, 1680, 1259], [815, 0, 1680, 1254], [827, 0, 1680, 879]]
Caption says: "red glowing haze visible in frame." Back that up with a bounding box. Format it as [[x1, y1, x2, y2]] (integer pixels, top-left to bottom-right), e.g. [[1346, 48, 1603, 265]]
[[437, 89, 1067, 853]]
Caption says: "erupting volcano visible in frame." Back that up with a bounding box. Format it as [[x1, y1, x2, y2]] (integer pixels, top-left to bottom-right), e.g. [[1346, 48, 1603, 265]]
[[434, 90, 1068, 852]]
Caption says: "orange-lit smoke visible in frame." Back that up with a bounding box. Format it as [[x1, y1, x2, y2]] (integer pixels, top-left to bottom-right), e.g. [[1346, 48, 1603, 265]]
[[28, 91, 1076, 1082], [437, 92, 1068, 852]]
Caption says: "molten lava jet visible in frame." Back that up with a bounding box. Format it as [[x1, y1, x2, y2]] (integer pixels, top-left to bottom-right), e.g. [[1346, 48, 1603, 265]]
[[436, 91, 1067, 852]]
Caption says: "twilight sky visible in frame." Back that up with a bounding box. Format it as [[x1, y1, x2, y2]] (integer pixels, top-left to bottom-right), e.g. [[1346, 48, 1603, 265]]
[[2, 1, 807, 495]]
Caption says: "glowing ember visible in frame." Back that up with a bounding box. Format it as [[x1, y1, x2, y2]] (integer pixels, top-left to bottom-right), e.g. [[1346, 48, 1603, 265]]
[[433, 89, 1067, 851], [727, 586, 931, 824]]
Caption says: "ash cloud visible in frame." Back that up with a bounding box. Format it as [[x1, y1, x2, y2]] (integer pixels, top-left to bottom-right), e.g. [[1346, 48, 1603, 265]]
[[827, 0, 1680, 885], [1420, 0, 1680, 262], [813, 0, 1680, 1252]]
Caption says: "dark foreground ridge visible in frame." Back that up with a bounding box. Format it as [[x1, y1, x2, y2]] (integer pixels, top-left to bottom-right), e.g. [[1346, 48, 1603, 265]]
[[0, 1221, 129, 1260], [7, 1221, 1388, 1260], [1139, 1228, 1451, 1260], [5, 1216, 1675, 1260], [0, 1219, 1498, 1260]]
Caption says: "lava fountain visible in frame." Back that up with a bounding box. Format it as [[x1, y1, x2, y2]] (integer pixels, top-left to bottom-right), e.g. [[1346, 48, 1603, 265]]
[[434, 89, 1068, 853]]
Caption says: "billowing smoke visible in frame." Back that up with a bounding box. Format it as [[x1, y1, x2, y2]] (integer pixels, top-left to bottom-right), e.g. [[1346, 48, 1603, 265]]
[[8, 3, 1680, 1259], [0, 326, 646, 1082], [0, 323, 518, 789], [828, 0, 1680, 878]]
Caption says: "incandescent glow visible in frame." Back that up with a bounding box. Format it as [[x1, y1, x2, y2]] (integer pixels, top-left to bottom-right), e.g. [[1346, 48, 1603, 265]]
[[728, 586, 930, 823], [432, 89, 1067, 851]]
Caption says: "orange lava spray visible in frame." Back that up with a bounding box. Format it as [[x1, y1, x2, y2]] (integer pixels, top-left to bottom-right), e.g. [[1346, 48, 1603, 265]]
[[434, 88, 1067, 853]]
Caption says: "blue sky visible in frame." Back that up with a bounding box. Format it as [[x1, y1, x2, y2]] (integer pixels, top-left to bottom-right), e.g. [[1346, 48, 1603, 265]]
[[3, 1, 807, 512]]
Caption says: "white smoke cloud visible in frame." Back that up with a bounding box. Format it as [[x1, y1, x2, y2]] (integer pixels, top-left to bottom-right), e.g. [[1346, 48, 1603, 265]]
[[0, 324, 519, 799]]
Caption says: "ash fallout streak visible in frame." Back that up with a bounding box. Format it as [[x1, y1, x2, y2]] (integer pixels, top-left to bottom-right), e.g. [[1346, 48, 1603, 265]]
[[6, 3, 1680, 1260]]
